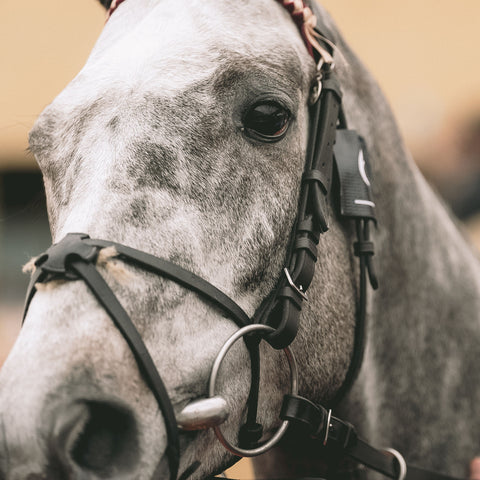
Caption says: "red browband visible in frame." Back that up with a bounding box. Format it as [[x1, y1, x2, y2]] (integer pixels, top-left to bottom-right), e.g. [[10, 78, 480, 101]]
[[106, 0, 125, 20], [275, 0, 317, 57]]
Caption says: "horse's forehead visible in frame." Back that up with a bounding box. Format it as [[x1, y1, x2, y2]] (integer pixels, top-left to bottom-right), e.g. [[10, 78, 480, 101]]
[[82, 0, 311, 94], [29, 0, 314, 238]]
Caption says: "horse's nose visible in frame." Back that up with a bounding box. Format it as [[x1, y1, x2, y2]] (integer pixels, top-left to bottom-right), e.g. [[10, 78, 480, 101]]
[[49, 400, 140, 477]]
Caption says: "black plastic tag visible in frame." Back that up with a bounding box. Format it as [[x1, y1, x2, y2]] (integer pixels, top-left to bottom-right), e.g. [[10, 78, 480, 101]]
[[334, 130, 376, 221]]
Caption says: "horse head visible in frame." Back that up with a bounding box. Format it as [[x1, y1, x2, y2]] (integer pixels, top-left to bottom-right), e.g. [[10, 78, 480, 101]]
[[0, 1, 360, 478], [3, 1, 480, 479]]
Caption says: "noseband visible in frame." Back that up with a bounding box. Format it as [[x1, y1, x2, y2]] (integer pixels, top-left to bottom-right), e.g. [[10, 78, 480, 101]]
[[21, 3, 463, 480]]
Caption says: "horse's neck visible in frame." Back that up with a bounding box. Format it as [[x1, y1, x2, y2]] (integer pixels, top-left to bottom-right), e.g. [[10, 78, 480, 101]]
[[337, 46, 480, 476], [254, 35, 480, 479], [254, 173, 480, 478]]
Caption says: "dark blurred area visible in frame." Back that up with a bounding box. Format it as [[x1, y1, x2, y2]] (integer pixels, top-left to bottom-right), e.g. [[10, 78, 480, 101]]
[[413, 114, 480, 249], [0, 169, 50, 363], [419, 115, 480, 221]]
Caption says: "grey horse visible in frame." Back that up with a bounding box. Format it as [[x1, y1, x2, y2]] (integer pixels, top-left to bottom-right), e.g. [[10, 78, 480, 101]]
[[0, 0, 479, 479]]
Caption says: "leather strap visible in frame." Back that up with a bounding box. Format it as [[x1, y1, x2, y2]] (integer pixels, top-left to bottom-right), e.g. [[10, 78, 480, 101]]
[[69, 260, 180, 480], [21, 233, 263, 480], [22, 234, 180, 480], [23, 235, 250, 329], [256, 69, 343, 351], [84, 239, 251, 329], [281, 395, 465, 480]]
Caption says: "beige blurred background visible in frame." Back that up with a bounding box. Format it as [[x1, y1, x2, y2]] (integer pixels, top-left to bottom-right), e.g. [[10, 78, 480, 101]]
[[1, 2, 479, 477]]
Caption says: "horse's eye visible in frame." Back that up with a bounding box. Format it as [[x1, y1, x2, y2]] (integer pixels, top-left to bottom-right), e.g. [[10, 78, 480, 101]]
[[243, 102, 290, 142]]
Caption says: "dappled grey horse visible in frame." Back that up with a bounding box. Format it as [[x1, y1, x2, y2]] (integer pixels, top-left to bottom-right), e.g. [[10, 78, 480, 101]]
[[1, 0, 480, 479]]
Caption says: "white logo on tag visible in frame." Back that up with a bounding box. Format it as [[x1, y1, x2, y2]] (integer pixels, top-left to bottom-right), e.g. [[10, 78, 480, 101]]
[[358, 149, 371, 187], [355, 148, 375, 208]]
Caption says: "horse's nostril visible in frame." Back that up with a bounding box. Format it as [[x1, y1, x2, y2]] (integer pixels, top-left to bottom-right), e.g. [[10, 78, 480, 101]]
[[71, 401, 139, 476], [50, 400, 139, 478]]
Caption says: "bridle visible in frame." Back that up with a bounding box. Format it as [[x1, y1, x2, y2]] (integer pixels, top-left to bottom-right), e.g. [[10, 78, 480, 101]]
[[21, 2, 466, 480]]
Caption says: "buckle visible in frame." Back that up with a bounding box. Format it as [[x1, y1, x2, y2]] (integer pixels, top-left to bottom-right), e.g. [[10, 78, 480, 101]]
[[325, 416, 358, 450], [383, 448, 407, 480], [322, 409, 332, 445], [34, 233, 98, 281], [280, 395, 329, 439], [284, 268, 308, 301]]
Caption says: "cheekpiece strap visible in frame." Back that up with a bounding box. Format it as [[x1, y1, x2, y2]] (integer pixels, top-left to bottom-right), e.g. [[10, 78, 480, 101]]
[[260, 70, 342, 350]]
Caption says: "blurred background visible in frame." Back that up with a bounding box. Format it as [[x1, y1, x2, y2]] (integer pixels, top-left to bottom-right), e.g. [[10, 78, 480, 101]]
[[1, 1, 479, 475]]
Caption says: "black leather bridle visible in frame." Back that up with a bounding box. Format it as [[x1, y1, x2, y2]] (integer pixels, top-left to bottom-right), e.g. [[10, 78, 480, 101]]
[[20, 60, 376, 480], [21, 3, 466, 480]]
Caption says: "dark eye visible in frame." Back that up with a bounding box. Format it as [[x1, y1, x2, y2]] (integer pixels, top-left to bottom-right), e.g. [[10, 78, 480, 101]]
[[242, 102, 290, 142]]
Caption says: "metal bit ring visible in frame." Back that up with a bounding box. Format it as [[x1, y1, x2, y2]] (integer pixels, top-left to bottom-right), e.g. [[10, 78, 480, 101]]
[[383, 448, 407, 480], [208, 324, 298, 457]]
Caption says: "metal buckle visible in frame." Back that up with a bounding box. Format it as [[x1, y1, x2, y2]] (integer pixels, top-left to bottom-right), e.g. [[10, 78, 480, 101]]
[[309, 39, 336, 105], [309, 73, 323, 105], [384, 448, 407, 480], [208, 324, 298, 457], [322, 409, 332, 445], [284, 268, 308, 301]]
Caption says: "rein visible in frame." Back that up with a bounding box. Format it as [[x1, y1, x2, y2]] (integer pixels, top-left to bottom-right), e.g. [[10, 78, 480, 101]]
[[21, 2, 467, 480]]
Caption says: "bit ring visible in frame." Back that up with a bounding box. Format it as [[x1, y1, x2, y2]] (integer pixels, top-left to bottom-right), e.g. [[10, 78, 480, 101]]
[[208, 324, 298, 457], [383, 448, 407, 480]]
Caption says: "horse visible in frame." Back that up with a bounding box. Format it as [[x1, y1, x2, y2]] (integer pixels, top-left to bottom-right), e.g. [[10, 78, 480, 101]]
[[1, 0, 480, 479]]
